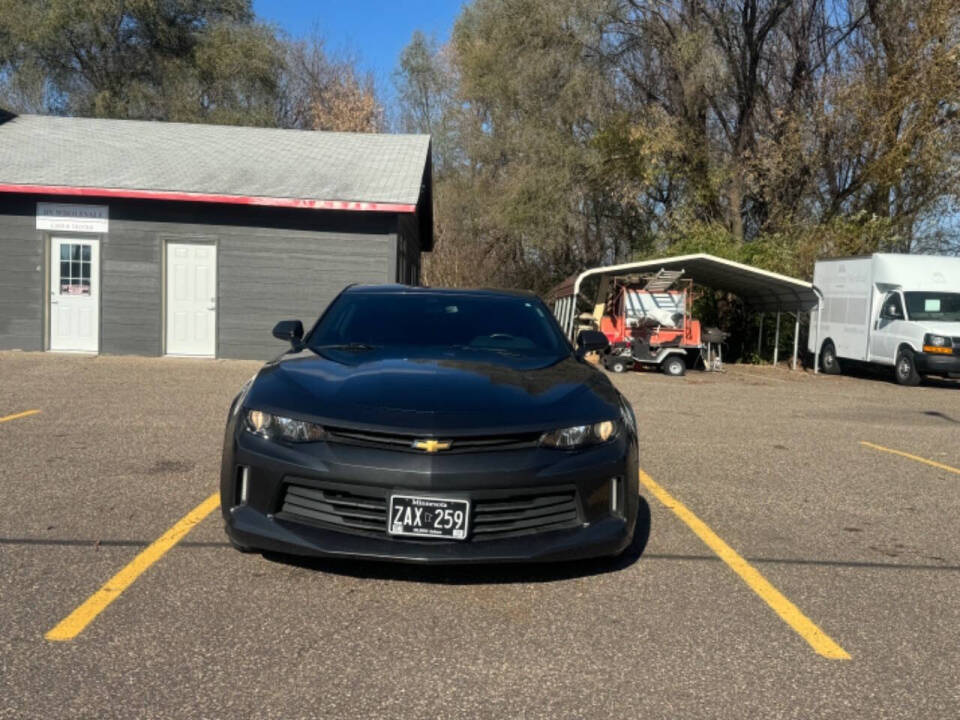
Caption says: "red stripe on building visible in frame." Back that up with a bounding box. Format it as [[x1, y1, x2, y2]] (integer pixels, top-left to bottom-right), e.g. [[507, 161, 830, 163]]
[[0, 183, 417, 213]]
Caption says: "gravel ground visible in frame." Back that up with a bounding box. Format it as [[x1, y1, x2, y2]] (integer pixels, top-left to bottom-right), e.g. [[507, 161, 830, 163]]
[[1, 351, 958, 719]]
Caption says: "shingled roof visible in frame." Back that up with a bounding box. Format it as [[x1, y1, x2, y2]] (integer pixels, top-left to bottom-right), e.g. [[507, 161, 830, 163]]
[[0, 112, 431, 213]]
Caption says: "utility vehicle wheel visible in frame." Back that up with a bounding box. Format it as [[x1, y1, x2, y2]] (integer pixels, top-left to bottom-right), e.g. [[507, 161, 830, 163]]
[[662, 355, 686, 376], [895, 347, 922, 386], [820, 341, 841, 375], [609, 358, 628, 373]]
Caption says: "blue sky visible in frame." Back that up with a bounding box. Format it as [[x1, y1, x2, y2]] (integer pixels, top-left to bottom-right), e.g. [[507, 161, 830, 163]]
[[253, 1, 464, 102]]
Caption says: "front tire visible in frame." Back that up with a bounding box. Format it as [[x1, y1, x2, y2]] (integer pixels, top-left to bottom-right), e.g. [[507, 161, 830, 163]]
[[895, 347, 922, 386], [609, 358, 628, 373], [820, 341, 841, 375], [662, 355, 686, 376]]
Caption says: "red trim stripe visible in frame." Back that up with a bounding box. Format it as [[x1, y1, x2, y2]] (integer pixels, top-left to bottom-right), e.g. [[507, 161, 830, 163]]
[[0, 183, 417, 213]]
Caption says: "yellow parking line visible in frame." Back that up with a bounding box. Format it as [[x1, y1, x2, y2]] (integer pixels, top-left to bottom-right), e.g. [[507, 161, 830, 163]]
[[0, 409, 41, 424], [861, 441, 960, 476], [638, 469, 851, 660], [46, 492, 220, 641]]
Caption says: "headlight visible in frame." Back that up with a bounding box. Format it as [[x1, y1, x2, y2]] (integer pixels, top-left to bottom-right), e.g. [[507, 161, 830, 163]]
[[540, 420, 619, 449], [923, 334, 953, 354], [244, 409, 327, 443]]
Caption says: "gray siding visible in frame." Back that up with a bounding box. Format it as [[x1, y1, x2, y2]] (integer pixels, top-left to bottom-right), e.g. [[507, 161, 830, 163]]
[[101, 229, 162, 356], [0, 203, 43, 351], [0, 194, 401, 360], [218, 229, 391, 360]]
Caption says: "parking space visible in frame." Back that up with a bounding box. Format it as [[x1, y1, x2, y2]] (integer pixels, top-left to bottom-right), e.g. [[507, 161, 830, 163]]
[[2, 351, 959, 718]]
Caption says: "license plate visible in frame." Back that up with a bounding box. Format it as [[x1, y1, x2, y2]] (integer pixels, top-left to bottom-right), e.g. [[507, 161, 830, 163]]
[[388, 495, 470, 540]]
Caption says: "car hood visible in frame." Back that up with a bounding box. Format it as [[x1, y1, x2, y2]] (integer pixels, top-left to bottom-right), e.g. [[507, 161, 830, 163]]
[[244, 347, 621, 435], [912, 321, 960, 337]]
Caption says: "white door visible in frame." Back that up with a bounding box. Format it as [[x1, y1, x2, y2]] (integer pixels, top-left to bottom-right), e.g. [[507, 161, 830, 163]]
[[50, 237, 99, 352], [871, 291, 905, 364], [166, 243, 217, 356]]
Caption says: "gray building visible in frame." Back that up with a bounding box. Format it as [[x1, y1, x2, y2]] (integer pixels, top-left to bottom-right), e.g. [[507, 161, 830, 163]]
[[0, 110, 432, 360]]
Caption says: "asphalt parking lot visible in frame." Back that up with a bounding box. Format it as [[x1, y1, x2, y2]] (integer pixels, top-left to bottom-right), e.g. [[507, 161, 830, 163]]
[[2, 351, 959, 719]]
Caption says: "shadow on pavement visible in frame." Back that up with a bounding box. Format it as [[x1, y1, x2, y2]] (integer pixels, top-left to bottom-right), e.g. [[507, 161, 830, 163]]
[[922, 410, 959, 423], [835, 361, 960, 389], [260, 496, 652, 584]]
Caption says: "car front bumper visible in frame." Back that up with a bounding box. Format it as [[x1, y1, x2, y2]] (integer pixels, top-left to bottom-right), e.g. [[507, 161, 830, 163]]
[[915, 351, 960, 376], [219, 413, 639, 564], [226, 505, 635, 564]]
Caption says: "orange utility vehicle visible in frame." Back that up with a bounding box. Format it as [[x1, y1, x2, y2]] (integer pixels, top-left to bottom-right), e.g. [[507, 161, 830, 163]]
[[599, 270, 716, 376]]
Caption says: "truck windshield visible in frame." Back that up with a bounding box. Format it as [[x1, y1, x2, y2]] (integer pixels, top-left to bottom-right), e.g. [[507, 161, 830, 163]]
[[309, 293, 570, 357], [903, 292, 960, 322]]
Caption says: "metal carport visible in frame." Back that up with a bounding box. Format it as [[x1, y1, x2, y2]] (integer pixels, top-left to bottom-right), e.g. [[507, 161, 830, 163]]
[[549, 253, 821, 370]]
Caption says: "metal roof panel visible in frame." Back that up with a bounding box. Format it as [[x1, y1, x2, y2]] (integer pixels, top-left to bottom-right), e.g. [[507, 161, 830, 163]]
[[561, 253, 819, 311]]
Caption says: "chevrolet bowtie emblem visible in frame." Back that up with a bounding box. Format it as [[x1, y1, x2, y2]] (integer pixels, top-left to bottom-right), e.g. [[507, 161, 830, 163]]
[[412, 439, 452, 453]]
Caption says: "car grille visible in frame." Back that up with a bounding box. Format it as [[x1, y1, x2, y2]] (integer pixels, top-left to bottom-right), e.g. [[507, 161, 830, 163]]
[[278, 482, 581, 541], [324, 427, 541, 453], [472, 491, 580, 540], [280, 484, 386, 534]]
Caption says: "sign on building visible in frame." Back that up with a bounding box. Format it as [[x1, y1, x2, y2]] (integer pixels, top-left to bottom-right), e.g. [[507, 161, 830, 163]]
[[36, 203, 109, 233]]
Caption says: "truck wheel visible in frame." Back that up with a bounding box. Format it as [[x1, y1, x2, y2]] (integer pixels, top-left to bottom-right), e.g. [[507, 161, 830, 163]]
[[662, 355, 686, 376], [895, 348, 922, 386], [609, 358, 628, 373], [820, 341, 841, 375]]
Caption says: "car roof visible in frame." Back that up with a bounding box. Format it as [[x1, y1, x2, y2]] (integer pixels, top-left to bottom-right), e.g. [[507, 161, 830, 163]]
[[342, 284, 540, 300]]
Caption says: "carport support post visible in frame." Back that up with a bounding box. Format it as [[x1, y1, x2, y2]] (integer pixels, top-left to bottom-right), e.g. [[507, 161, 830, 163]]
[[757, 313, 764, 359], [773, 310, 781, 367], [791, 312, 800, 370]]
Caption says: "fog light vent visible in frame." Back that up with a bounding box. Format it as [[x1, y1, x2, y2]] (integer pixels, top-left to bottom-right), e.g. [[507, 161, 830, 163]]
[[236, 466, 250, 506], [610, 477, 622, 513]]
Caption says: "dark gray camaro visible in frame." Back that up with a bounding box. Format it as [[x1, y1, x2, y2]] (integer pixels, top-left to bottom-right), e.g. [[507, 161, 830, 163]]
[[220, 285, 639, 563]]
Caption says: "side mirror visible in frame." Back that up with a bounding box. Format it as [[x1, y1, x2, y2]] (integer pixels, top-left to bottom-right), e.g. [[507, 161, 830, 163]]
[[272, 320, 304, 347], [576, 330, 609, 357]]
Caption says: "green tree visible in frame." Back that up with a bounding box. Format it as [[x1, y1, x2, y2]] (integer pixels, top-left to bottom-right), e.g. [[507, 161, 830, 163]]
[[392, 31, 458, 170], [0, 0, 282, 125], [395, 0, 655, 291], [402, 0, 958, 293]]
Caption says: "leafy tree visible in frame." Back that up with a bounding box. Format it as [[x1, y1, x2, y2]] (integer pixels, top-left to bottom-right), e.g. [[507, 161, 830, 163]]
[[395, 0, 654, 291], [308, 65, 381, 133], [397, 0, 959, 292], [816, 0, 960, 252], [606, 0, 960, 264], [392, 31, 458, 169], [0, 2, 386, 131], [0, 0, 282, 124]]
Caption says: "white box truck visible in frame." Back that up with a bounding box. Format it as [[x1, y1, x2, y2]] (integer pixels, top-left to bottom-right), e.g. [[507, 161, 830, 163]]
[[809, 254, 960, 385]]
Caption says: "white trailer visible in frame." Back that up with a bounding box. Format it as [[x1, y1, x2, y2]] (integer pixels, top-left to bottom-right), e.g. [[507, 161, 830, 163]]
[[809, 254, 960, 385]]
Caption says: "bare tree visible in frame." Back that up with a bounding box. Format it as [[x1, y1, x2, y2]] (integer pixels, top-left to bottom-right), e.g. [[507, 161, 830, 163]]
[[277, 33, 383, 132]]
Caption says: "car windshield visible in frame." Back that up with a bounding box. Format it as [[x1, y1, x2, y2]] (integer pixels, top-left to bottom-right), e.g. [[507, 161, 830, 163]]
[[308, 292, 570, 357], [903, 292, 960, 322]]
